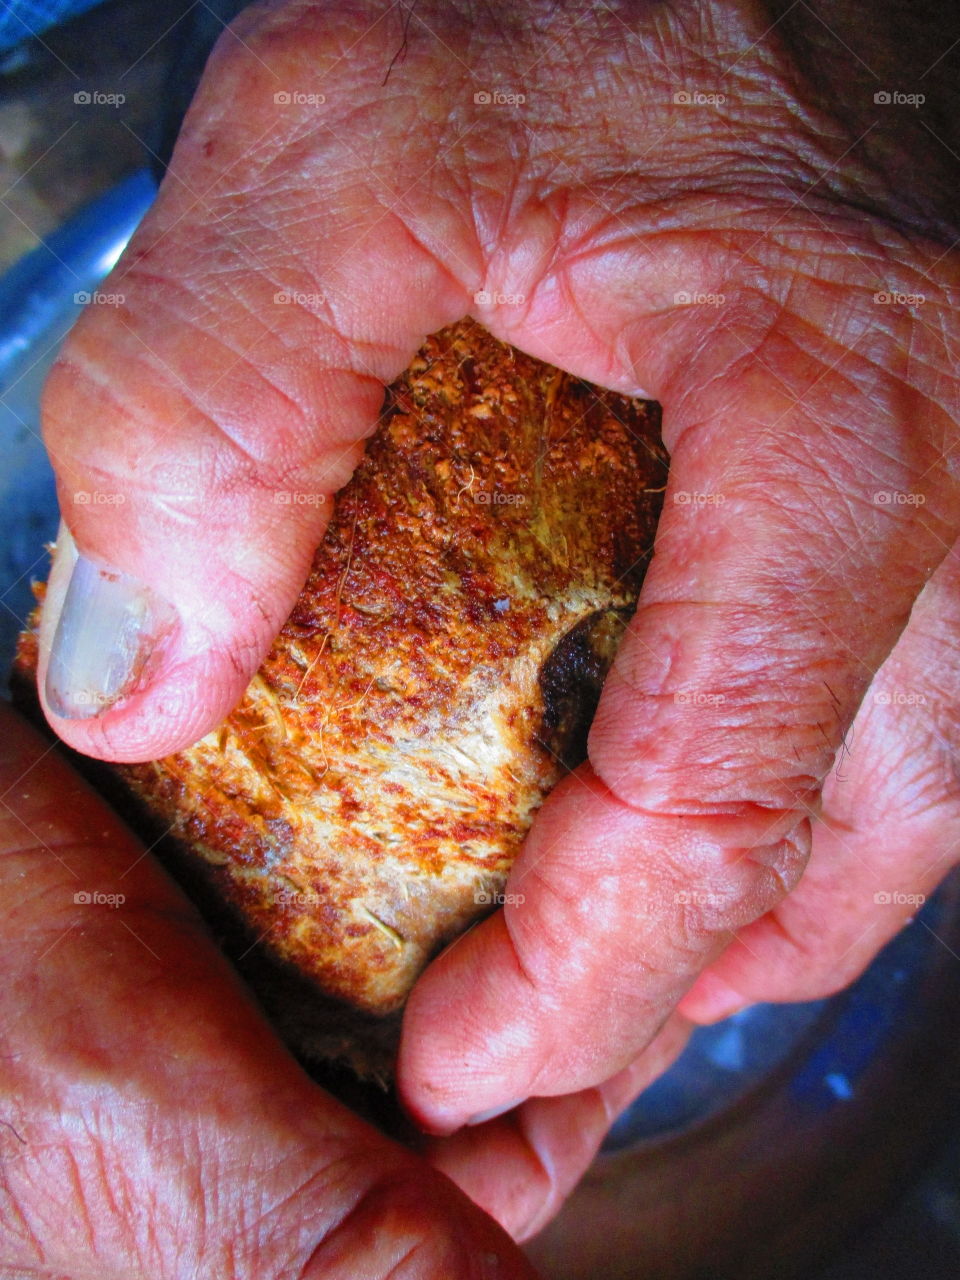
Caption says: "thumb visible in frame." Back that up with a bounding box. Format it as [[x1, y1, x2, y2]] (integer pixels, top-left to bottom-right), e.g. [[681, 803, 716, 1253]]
[[37, 15, 473, 762]]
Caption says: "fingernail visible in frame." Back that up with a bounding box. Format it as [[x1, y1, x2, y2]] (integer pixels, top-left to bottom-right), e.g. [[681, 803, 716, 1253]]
[[466, 1096, 527, 1126], [45, 532, 177, 720]]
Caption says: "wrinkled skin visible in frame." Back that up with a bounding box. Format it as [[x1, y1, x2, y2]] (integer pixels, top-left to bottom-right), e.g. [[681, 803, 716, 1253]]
[[9, 0, 960, 1272], [0, 703, 688, 1273]]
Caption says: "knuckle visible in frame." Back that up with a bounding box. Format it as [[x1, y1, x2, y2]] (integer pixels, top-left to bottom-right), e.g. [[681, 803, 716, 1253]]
[[665, 811, 811, 945], [595, 623, 846, 817]]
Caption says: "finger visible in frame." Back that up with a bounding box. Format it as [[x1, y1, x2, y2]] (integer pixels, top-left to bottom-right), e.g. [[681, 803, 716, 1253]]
[[424, 1013, 691, 1242], [680, 541, 960, 1021], [0, 704, 535, 1279], [400, 225, 960, 1128], [37, 6, 477, 762]]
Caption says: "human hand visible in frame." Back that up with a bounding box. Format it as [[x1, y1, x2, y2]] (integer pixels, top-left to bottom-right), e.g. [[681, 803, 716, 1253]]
[[34, 0, 960, 1165], [0, 697, 673, 1270]]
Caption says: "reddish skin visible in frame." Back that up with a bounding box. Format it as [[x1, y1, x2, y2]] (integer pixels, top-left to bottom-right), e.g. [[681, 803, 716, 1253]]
[[0, 699, 652, 1270], [19, 0, 960, 1262]]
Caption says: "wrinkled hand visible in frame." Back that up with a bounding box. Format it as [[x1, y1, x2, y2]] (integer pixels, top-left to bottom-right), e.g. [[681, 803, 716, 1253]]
[[0, 700, 688, 1270], [34, 0, 960, 1184]]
